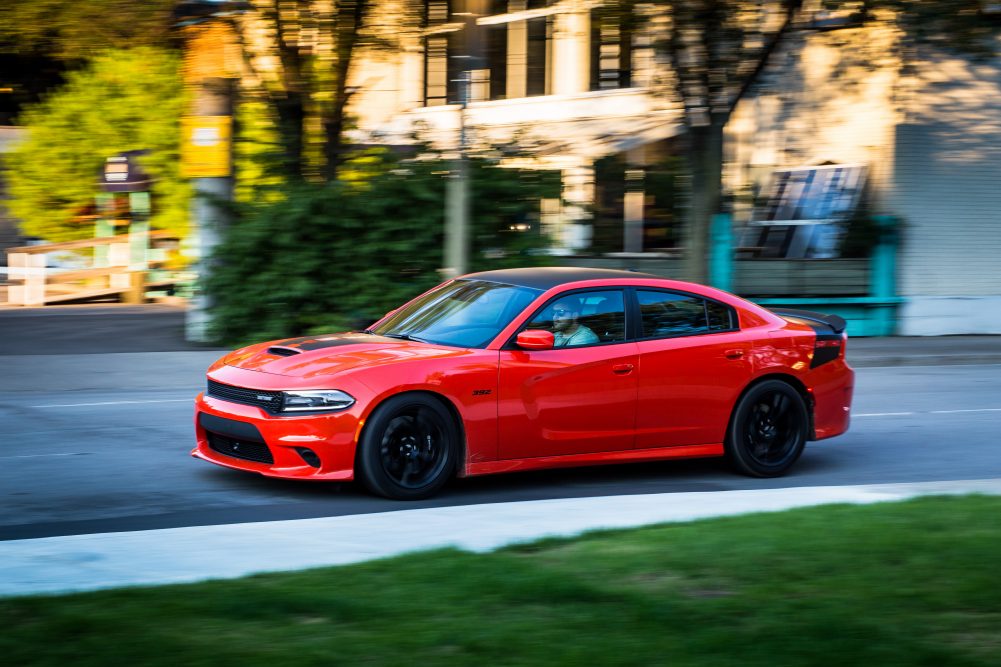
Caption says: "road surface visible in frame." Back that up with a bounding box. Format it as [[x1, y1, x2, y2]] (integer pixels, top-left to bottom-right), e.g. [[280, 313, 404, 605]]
[[2, 351, 999, 541]]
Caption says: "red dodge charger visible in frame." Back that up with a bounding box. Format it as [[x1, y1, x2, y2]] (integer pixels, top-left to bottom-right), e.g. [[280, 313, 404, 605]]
[[193, 267, 854, 499]]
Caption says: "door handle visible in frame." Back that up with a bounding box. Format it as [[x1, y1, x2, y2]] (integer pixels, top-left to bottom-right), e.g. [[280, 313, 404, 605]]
[[612, 363, 634, 375], [724, 349, 745, 359]]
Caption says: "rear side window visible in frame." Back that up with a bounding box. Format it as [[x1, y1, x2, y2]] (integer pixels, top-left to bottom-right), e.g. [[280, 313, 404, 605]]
[[637, 290, 736, 338], [707, 301, 733, 331]]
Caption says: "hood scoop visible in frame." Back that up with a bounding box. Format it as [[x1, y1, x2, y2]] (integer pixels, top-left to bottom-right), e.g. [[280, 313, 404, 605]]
[[267, 346, 302, 357]]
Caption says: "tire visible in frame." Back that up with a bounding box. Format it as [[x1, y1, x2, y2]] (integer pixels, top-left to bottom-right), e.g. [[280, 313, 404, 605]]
[[356, 393, 458, 500], [726, 380, 809, 478]]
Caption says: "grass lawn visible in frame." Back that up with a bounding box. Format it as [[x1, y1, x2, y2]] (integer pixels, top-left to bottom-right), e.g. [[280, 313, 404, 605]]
[[3, 495, 1000, 666]]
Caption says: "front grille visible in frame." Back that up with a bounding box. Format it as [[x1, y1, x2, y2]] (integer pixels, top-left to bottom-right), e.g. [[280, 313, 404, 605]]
[[207, 379, 283, 413], [207, 432, 274, 464]]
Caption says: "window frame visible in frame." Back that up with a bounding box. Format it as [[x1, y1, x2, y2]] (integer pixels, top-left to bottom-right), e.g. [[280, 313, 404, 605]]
[[627, 287, 740, 342], [503, 287, 631, 350]]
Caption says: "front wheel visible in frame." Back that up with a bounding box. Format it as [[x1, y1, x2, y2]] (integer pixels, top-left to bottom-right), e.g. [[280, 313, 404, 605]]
[[356, 394, 458, 500], [726, 380, 808, 477]]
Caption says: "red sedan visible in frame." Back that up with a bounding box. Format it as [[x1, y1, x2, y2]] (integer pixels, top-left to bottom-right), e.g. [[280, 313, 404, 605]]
[[192, 267, 854, 499]]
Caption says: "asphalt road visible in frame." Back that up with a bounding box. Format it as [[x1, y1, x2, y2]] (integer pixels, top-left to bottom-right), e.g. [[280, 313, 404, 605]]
[[2, 349, 999, 542]]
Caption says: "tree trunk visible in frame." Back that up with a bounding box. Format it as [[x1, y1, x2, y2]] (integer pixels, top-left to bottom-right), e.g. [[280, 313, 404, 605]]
[[323, 0, 369, 181], [275, 92, 305, 178], [682, 119, 725, 284], [270, 0, 309, 179]]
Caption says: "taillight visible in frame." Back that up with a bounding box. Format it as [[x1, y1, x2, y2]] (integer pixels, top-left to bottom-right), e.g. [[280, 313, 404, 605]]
[[811, 335, 843, 368]]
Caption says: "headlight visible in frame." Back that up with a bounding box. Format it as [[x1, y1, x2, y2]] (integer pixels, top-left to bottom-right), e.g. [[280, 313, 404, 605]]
[[281, 389, 355, 413]]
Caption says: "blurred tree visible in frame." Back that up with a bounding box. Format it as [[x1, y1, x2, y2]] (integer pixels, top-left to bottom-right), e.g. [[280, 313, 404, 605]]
[[205, 149, 559, 344], [840, 1, 1001, 60], [231, 0, 422, 181], [3, 48, 190, 242], [615, 0, 1000, 281], [0, 1, 176, 122], [0, 0, 175, 60]]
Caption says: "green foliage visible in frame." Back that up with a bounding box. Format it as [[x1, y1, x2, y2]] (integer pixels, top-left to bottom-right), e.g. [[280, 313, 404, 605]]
[[3, 496, 1001, 666], [3, 47, 189, 243], [826, 1, 1001, 59], [840, 212, 881, 258], [469, 159, 562, 267], [0, 1, 175, 62], [592, 153, 685, 254], [205, 151, 559, 345], [233, 98, 290, 205]]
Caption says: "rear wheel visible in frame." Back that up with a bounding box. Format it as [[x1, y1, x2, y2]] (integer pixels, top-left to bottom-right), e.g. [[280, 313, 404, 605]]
[[726, 380, 808, 477], [357, 394, 457, 500]]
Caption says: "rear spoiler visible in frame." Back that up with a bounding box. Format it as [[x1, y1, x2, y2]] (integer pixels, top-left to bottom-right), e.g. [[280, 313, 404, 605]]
[[768, 308, 847, 335]]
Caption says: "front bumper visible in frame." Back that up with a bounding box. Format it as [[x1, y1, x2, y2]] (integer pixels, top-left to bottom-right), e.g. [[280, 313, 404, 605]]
[[192, 389, 363, 482]]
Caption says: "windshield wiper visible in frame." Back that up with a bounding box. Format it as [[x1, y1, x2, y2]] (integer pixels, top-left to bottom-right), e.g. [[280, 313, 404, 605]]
[[380, 332, 431, 343]]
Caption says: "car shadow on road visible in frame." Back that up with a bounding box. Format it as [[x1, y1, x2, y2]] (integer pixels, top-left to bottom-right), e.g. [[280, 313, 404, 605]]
[[0, 453, 845, 542]]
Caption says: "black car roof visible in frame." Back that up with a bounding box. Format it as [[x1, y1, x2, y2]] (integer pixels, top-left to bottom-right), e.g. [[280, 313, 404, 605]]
[[461, 266, 664, 291]]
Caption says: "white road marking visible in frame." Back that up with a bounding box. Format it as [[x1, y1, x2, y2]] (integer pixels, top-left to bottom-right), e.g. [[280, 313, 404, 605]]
[[0, 453, 88, 460], [856, 408, 1001, 417], [854, 412, 916, 417], [861, 363, 1001, 370], [29, 399, 192, 408]]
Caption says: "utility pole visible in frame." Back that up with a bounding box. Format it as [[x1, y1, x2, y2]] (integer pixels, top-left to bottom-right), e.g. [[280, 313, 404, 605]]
[[444, 68, 472, 278], [174, 1, 247, 342], [184, 76, 235, 342]]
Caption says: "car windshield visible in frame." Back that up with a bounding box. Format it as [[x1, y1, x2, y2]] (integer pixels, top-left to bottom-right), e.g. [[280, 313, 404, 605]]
[[369, 279, 541, 348]]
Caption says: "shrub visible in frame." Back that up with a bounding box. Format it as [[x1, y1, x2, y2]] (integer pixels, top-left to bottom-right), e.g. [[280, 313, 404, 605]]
[[205, 151, 559, 345], [4, 47, 188, 242]]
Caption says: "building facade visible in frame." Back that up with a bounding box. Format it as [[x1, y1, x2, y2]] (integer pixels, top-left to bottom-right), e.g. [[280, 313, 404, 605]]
[[726, 13, 1001, 334], [346, 2, 1001, 334], [346, 0, 684, 254]]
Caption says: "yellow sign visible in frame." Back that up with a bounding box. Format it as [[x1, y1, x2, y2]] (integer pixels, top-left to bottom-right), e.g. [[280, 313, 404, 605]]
[[181, 116, 232, 178]]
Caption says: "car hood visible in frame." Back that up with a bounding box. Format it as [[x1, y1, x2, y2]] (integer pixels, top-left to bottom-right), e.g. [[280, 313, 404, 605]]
[[220, 332, 471, 379]]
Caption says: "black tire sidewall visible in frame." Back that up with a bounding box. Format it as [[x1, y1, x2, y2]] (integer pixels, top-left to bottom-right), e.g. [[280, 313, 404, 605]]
[[727, 380, 808, 478], [357, 394, 458, 500]]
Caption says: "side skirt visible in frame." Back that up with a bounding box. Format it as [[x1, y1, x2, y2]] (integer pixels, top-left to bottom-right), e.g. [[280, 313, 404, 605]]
[[464, 443, 725, 477]]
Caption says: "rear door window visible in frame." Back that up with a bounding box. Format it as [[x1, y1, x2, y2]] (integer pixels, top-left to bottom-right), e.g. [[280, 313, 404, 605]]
[[636, 290, 736, 339]]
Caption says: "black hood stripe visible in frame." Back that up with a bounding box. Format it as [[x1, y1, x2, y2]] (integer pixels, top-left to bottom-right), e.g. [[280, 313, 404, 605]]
[[279, 334, 400, 352]]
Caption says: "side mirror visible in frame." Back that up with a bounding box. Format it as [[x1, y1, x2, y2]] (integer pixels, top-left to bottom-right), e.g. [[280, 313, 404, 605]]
[[516, 329, 555, 351]]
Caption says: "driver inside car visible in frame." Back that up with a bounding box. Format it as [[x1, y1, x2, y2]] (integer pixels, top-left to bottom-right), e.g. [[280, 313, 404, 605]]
[[551, 299, 599, 347]]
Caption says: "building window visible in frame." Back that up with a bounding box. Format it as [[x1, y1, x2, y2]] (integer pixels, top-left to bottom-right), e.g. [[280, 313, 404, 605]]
[[426, 0, 558, 105], [479, 24, 503, 100], [424, 0, 457, 106], [590, 7, 633, 91], [525, 16, 551, 97]]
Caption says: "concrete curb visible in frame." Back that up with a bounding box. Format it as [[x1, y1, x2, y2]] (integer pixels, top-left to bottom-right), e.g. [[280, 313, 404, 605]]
[[849, 353, 1001, 368], [2, 478, 999, 598]]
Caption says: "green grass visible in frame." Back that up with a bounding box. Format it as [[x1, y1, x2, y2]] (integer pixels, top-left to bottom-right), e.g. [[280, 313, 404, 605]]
[[3, 496, 1001, 666]]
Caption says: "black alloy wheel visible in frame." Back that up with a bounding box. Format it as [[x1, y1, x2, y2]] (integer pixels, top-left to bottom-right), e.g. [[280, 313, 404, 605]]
[[726, 380, 808, 477], [357, 394, 457, 500]]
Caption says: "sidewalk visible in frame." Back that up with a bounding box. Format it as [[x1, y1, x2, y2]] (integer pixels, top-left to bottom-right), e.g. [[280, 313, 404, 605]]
[[2, 479, 1000, 598], [0, 303, 998, 365]]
